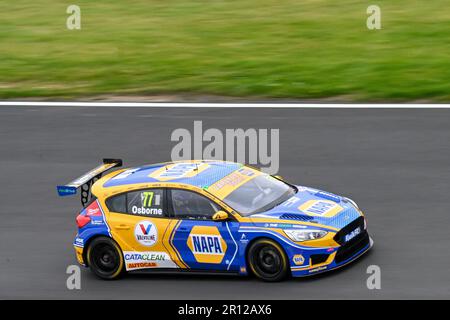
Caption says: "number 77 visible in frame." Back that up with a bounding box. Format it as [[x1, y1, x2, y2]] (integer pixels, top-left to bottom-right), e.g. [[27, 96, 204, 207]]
[[142, 192, 154, 207]]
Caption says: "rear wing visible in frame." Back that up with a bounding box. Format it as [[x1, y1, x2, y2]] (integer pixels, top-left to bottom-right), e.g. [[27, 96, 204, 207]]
[[57, 158, 122, 205]]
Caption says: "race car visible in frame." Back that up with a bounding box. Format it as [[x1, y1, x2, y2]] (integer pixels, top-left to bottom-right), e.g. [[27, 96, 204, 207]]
[[57, 159, 373, 281]]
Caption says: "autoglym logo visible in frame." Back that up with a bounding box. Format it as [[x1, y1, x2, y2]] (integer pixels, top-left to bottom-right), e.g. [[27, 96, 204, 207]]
[[135, 221, 158, 246], [187, 226, 227, 264], [170, 121, 279, 175]]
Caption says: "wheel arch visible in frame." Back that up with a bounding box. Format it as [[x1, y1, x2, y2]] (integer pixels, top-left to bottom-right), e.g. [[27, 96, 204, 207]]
[[243, 235, 290, 275], [82, 233, 122, 267]]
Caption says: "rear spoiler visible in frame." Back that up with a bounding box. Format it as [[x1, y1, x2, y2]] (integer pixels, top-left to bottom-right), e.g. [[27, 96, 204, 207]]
[[57, 159, 122, 205]]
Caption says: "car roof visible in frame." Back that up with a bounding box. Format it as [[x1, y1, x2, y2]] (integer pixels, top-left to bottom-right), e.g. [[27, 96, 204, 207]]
[[103, 160, 243, 189]]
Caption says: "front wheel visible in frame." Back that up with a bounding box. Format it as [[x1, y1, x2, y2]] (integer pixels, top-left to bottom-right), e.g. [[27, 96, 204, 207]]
[[87, 237, 124, 280], [247, 239, 290, 282]]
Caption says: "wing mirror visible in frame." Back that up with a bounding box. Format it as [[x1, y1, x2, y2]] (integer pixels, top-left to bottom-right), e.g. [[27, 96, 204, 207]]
[[212, 210, 229, 221]]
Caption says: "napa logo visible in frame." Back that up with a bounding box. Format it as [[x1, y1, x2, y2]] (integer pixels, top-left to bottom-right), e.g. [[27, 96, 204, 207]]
[[298, 200, 343, 217], [149, 162, 209, 181], [293, 254, 305, 266], [192, 235, 223, 254], [187, 226, 227, 264]]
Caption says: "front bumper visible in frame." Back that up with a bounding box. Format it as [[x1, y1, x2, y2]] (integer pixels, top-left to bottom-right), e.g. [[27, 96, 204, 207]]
[[290, 230, 373, 277]]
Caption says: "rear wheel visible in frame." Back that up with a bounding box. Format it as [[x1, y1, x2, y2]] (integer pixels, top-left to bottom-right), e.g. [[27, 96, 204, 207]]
[[247, 239, 290, 282], [87, 237, 124, 280]]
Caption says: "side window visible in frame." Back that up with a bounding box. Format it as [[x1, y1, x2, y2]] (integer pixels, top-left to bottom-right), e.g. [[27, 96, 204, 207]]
[[126, 189, 165, 217], [106, 194, 126, 213], [170, 189, 220, 220]]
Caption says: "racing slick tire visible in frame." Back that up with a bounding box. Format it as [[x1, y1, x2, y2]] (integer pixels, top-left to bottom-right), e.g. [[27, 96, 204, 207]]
[[87, 236, 125, 280], [247, 238, 290, 282]]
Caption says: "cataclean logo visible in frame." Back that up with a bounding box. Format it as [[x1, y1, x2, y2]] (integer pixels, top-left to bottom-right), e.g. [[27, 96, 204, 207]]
[[134, 221, 158, 246], [124, 253, 166, 261], [186, 226, 227, 264]]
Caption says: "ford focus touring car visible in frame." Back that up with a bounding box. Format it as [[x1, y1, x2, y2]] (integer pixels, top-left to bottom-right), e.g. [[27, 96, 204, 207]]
[[57, 159, 373, 281]]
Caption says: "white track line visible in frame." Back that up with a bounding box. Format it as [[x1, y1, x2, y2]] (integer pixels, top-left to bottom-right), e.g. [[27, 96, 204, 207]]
[[0, 101, 450, 108]]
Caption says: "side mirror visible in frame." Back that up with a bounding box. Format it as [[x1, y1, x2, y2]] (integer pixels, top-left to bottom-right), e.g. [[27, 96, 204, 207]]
[[274, 175, 284, 181], [212, 210, 229, 221]]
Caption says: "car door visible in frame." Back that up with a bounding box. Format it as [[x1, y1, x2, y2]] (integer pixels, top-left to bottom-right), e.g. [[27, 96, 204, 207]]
[[104, 188, 181, 271], [168, 188, 240, 272]]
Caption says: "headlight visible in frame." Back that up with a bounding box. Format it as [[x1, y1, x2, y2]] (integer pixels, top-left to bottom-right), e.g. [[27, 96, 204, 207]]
[[284, 229, 328, 242]]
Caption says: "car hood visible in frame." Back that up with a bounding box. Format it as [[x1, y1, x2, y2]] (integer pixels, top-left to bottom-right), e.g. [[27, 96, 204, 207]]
[[249, 186, 362, 230]]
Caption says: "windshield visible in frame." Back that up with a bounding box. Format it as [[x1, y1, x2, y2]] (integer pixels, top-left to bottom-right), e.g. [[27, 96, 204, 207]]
[[222, 174, 296, 216]]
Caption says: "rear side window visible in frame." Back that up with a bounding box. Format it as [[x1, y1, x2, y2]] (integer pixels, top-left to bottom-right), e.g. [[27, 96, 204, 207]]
[[126, 189, 165, 217], [106, 194, 126, 213]]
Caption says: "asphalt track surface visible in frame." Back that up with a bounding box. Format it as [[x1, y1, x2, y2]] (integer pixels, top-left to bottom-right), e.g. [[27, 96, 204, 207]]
[[1, 105, 449, 299]]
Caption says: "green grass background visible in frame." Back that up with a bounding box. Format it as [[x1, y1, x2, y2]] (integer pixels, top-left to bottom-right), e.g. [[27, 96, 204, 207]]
[[0, 0, 449, 100]]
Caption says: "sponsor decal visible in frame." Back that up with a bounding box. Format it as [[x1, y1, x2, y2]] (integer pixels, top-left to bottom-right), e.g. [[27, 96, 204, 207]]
[[237, 168, 255, 177], [70, 164, 111, 186], [282, 196, 300, 207], [262, 222, 305, 229], [293, 254, 305, 266], [187, 226, 227, 264], [149, 162, 209, 181], [127, 262, 157, 269], [124, 252, 167, 261], [315, 191, 341, 203], [84, 201, 102, 224], [191, 235, 223, 254], [298, 200, 344, 217], [112, 168, 139, 180], [57, 186, 77, 196], [123, 251, 178, 270], [309, 266, 327, 273], [130, 191, 163, 216], [87, 208, 100, 216], [74, 237, 84, 247], [345, 227, 361, 242], [135, 221, 158, 247], [90, 219, 104, 225], [209, 171, 247, 191], [207, 167, 260, 199], [131, 206, 163, 216], [240, 233, 248, 243]]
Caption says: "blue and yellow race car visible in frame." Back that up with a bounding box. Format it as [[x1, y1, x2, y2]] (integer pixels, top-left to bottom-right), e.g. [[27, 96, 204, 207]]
[[57, 159, 373, 281]]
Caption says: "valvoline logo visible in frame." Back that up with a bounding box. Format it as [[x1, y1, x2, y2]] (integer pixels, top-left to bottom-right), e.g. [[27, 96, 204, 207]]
[[135, 221, 158, 247], [187, 226, 227, 264]]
